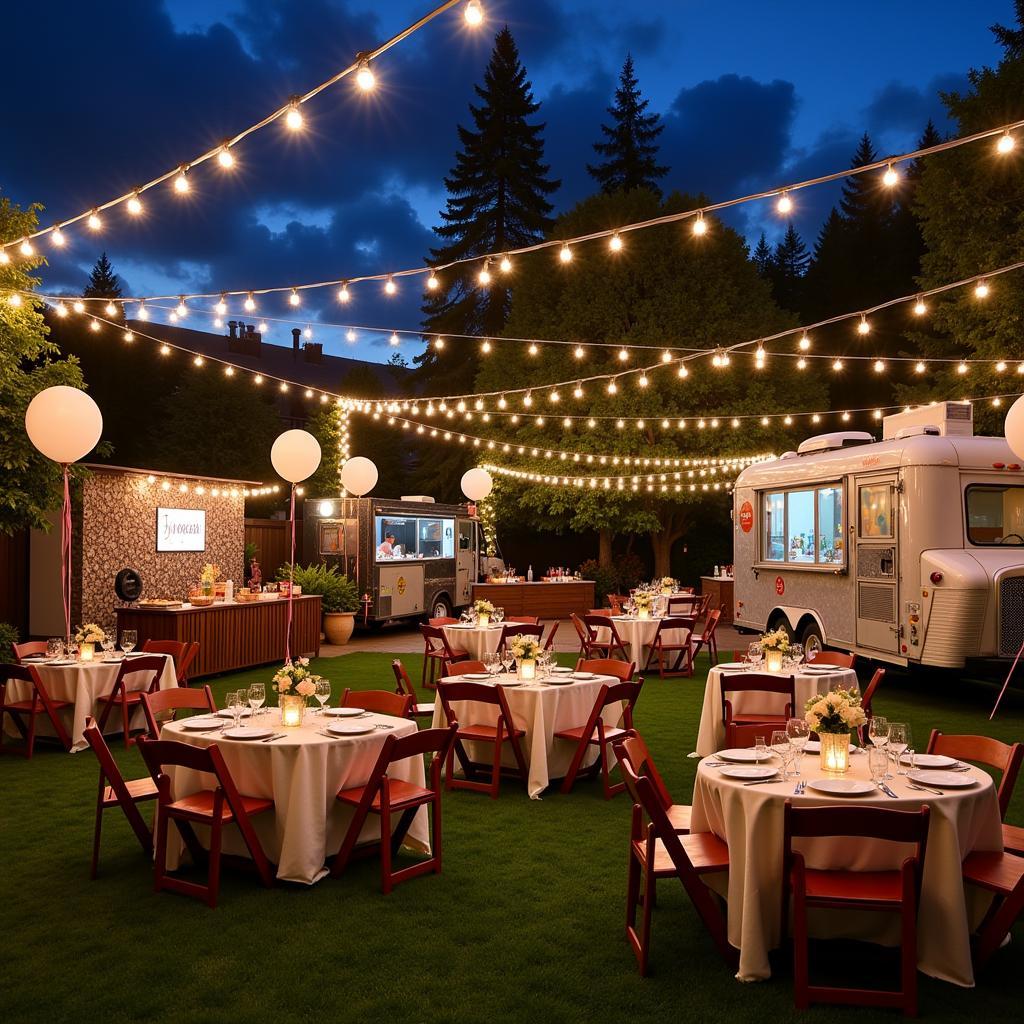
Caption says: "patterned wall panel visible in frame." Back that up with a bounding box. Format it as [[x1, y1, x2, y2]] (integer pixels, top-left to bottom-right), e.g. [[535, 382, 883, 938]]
[[79, 471, 245, 624]]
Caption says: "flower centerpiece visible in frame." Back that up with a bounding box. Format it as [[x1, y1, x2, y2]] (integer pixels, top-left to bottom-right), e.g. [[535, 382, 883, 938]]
[[273, 657, 317, 726], [473, 598, 495, 628], [633, 591, 654, 620], [508, 633, 541, 680], [804, 687, 866, 773], [200, 562, 220, 597], [660, 576, 677, 596], [74, 623, 106, 661], [759, 627, 790, 672]]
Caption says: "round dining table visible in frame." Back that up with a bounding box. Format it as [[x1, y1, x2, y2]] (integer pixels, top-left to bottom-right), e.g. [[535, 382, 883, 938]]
[[432, 670, 622, 798], [442, 622, 506, 661], [161, 708, 426, 885], [6, 653, 177, 752], [695, 663, 857, 756], [691, 751, 1003, 986], [599, 615, 692, 670]]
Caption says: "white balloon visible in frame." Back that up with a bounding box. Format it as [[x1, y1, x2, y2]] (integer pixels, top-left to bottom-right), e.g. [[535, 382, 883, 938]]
[[340, 456, 378, 497], [24, 386, 103, 464], [1006, 397, 1024, 461], [461, 467, 493, 501], [271, 429, 321, 483]]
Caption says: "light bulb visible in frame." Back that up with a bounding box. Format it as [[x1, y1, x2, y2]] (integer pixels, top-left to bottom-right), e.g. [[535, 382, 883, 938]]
[[998, 131, 1015, 154], [285, 100, 303, 131], [356, 59, 376, 92], [883, 163, 899, 187], [389, 332, 400, 346], [777, 192, 793, 214], [244, 293, 256, 311], [217, 146, 235, 168], [573, 382, 584, 398], [104, 301, 117, 316], [338, 284, 350, 303], [975, 280, 990, 299], [0, 250, 8, 264], [609, 233, 623, 252], [559, 243, 572, 263], [873, 359, 886, 373], [692, 212, 707, 236], [574, 345, 585, 359], [523, 391, 533, 407], [528, 343, 538, 355], [478, 264, 491, 285], [499, 254, 512, 273], [137, 302, 148, 320], [481, 340, 491, 353], [754, 347, 766, 367], [797, 357, 807, 370], [88, 210, 102, 231], [433, 336, 445, 350], [174, 168, 190, 193], [638, 374, 648, 387], [160, 344, 170, 355], [225, 365, 235, 376], [464, 1, 484, 26], [913, 298, 927, 316], [347, 329, 357, 342], [996, 361, 1007, 372], [384, 276, 397, 295], [618, 348, 629, 362], [304, 326, 314, 340], [19, 239, 34, 257], [426, 272, 439, 291], [56, 302, 68, 317], [215, 295, 227, 315], [89, 319, 100, 332], [289, 289, 300, 306], [661, 350, 672, 363], [127, 193, 143, 216], [51, 227, 65, 247], [677, 364, 689, 378], [176, 298, 188, 317], [832, 359, 844, 371], [255, 374, 263, 384], [857, 315, 870, 335], [607, 380, 618, 395], [798, 333, 810, 351], [8, 293, 22, 308], [957, 361, 968, 375], [193, 355, 203, 366]]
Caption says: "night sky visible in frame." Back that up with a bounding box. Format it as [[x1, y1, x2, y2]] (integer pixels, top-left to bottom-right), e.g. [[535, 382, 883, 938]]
[[2, 0, 1014, 362]]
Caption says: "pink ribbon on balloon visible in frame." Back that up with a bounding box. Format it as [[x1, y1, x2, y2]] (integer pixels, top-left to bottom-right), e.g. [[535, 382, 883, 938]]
[[285, 483, 296, 662], [61, 464, 72, 643]]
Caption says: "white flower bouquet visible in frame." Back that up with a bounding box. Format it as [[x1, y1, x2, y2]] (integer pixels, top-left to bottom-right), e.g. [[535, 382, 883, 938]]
[[507, 634, 540, 661], [273, 657, 317, 698], [473, 598, 495, 615], [759, 627, 790, 653], [633, 591, 653, 613], [804, 687, 866, 735], [74, 623, 107, 644]]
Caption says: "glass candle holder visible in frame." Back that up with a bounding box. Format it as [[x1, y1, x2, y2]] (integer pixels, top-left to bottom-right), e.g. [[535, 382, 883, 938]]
[[517, 658, 536, 681], [765, 648, 784, 673], [280, 694, 305, 727], [79, 642, 95, 662], [820, 732, 850, 773]]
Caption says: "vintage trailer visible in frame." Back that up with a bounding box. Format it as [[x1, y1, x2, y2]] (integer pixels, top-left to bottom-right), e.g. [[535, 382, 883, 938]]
[[302, 495, 487, 623], [732, 403, 1024, 669]]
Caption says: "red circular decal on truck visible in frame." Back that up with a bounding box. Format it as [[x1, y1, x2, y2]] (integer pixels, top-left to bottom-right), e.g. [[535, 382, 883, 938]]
[[739, 500, 754, 533], [775, 576, 785, 596]]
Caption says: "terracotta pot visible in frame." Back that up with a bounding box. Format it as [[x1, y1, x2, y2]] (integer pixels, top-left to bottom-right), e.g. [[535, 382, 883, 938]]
[[324, 611, 355, 645]]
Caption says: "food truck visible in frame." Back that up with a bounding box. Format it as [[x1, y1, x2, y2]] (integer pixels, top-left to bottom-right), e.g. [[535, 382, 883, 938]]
[[303, 495, 488, 624], [732, 402, 1024, 669]]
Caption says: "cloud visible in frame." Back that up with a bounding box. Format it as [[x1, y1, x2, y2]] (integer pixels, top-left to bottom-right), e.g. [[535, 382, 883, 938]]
[[862, 73, 966, 138]]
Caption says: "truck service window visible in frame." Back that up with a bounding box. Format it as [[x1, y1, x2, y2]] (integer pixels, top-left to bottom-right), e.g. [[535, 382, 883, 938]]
[[965, 485, 1024, 545], [761, 484, 844, 567], [859, 484, 893, 538], [375, 515, 456, 560]]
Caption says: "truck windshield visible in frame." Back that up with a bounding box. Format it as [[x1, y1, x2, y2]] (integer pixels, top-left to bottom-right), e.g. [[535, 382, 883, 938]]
[[965, 485, 1024, 546]]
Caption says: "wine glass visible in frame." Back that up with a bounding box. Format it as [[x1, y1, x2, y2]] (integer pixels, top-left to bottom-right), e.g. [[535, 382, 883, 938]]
[[46, 638, 64, 660], [315, 677, 331, 715], [120, 629, 137, 655], [786, 717, 810, 775], [749, 644, 764, 671], [889, 722, 911, 776], [494, 607, 505, 624], [868, 745, 888, 785], [248, 683, 265, 719], [501, 649, 515, 676], [771, 730, 792, 777], [754, 735, 768, 764], [868, 716, 891, 779], [746, 642, 760, 667], [224, 691, 238, 731], [790, 643, 804, 666], [100, 630, 115, 660]]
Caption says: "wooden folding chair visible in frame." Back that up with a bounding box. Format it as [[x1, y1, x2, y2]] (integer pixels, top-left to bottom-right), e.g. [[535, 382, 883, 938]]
[[142, 639, 200, 686], [782, 801, 929, 1015], [96, 654, 167, 748], [583, 614, 630, 661], [83, 716, 157, 878], [570, 613, 591, 657], [436, 680, 528, 798], [340, 688, 412, 718], [497, 622, 543, 655], [137, 736, 275, 908], [506, 615, 539, 625], [331, 724, 458, 892], [420, 623, 469, 689], [615, 731, 690, 832], [543, 620, 561, 652], [574, 657, 636, 681], [961, 849, 1024, 970], [607, 594, 628, 615], [926, 730, 1024, 852], [720, 672, 795, 747], [392, 659, 436, 721], [689, 609, 721, 666], [643, 616, 695, 677], [667, 594, 701, 616], [428, 616, 459, 626], [806, 649, 857, 669], [557, 678, 642, 797], [0, 662, 72, 758], [12, 641, 48, 662], [141, 685, 216, 738], [616, 753, 734, 976]]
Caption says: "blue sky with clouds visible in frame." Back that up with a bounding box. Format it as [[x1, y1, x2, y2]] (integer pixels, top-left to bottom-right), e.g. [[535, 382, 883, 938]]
[[1, 0, 1013, 361]]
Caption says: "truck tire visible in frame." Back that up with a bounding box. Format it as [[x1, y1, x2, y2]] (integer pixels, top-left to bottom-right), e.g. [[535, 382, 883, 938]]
[[799, 621, 824, 659], [430, 596, 452, 620], [767, 614, 793, 640]]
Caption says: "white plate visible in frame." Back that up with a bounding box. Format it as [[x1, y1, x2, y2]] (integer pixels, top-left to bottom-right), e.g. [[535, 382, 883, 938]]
[[719, 765, 778, 780], [903, 753, 957, 769], [802, 665, 836, 674], [571, 672, 596, 680], [49, 659, 77, 666], [716, 662, 749, 670], [463, 673, 491, 681], [808, 778, 876, 796], [180, 716, 222, 730], [713, 748, 771, 763], [803, 740, 821, 753], [325, 706, 365, 717], [550, 666, 573, 674], [223, 726, 275, 740], [216, 708, 252, 719], [909, 770, 976, 788], [497, 680, 521, 687], [547, 675, 573, 685], [327, 722, 376, 736]]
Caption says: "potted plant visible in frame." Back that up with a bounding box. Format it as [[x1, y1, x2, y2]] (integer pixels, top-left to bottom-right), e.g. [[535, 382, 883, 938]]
[[278, 563, 360, 645]]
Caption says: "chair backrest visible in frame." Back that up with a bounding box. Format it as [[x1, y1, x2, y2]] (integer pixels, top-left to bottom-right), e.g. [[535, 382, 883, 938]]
[[543, 620, 561, 651], [343, 689, 412, 717], [587, 679, 643, 734], [583, 614, 621, 644], [860, 667, 885, 718], [392, 659, 415, 699], [437, 680, 518, 735], [616, 731, 673, 810], [806, 649, 856, 669], [720, 672, 795, 723], [499, 623, 544, 651], [506, 616, 539, 625], [428, 617, 459, 626], [84, 715, 132, 792], [142, 639, 187, 662], [570, 613, 588, 643], [455, 660, 488, 674], [137, 736, 247, 811], [653, 616, 694, 642], [667, 595, 700, 615], [112, 655, 167, 696], [607, 594, 627, 615], [728, 722, 772, 748], [12, 640, 47, 662], [927, 730, 1024, 819], [362, 725, 459, 798], [421, 623, 458, 659], [1, 661, 36, 686], [586, 608, 612, 617], [141, 685, 216, 737], [700, 608, 721, 641], [576, 658, 636, 681]]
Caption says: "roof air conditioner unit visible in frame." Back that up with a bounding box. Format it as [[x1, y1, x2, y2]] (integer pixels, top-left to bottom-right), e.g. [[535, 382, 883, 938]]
[[400, 495, 436, 503], [797, 431, 874, 456], [894, 425, 941, 440]]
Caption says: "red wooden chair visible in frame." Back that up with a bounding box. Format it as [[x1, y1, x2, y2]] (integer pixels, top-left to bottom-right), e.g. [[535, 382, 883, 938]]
[[607, 594, 628, 615], [12, 640, 48, 662], [96, 654, 167, 748], [428, 616, 459, 626], [543, 620, 561, 652], [142, 639, 200, 686], [420, 623, 469, 689], [0, 662, 72, 758], [557, 678, 643, 798], [137, 736, 275, 908], [570, 613, 590, 657], [436, 680, 528, 798], [498, 621, 543, 654], [506, 615, 539, 625], [583, 614, 630, 662], [392, 659, 436, 721], [667, 594, 701, 616], [615, 731, 690, 832], [331, 724, 458, 893], [141, 685, 216, 738], [926, 730, 1024, 853], [643, 616, 695, 678], [782, 801, 929, 1015], [615, 750, 734, 975], [689, 608, 721, 666], [806, 649, 857, 669], [83, 716, 157, 877], [574, 657, 636, 681], [961, 849, 1024, 970], [340, 688, 412, 718], [721, 672, 795, 747]]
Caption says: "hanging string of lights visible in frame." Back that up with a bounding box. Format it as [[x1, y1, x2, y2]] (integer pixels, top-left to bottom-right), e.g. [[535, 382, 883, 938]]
[[0, 0, 485, 263], [480, 462, 742, 497], [13, 113, 1022, 295]]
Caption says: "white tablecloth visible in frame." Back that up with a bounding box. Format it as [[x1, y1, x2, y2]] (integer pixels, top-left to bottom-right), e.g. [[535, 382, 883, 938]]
[[432, 673, 622, 798], [442, 623, 505, 661], [597, 616, 691, 669], [691, 753, 1003, 985], [4, 654, 177, 752], [695, 665, 857, 756], [161, 710, 426, 885]]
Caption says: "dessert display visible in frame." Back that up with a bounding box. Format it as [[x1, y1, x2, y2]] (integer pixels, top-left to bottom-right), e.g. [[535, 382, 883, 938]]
[[137, 598, 183, 609]]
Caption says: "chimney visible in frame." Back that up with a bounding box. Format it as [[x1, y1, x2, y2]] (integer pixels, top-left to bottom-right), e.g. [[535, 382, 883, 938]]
[[228, 320, 238, 339], [303, 342, 323, 363], [291, 328, 301, 358]]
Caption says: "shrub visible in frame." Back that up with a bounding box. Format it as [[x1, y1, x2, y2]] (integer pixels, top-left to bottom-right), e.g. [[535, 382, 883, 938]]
[[277, 563, 359, 613], [0, 622, 18, 660], [615, 552, 649, 591], [577, 559, 618, 605]]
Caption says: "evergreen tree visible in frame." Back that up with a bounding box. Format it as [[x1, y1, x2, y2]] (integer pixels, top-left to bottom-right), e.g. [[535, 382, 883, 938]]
[[587, 54, 668, 195], [752, 232, 774, 278], [768, 224, 809, 312], [83, 253, 122, 299]]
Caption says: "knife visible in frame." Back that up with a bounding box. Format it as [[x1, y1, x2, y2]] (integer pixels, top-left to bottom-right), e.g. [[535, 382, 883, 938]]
[[742, 778, 784, 786], [260, 732, 286, 742], [876, 782, 899, 798]]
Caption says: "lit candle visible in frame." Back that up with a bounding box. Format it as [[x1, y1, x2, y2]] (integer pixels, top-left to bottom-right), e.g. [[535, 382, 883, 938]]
[[477, 613, 490, 628], [79, 643, 94, 662], [518, 659, 536, 681], [765, 649, 784, 673]]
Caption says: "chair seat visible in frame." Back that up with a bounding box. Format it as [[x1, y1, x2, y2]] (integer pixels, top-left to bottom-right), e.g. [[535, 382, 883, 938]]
[[963, 849, 1024, 893], [2, 697, 73, 712], [800, 867, 904, 905], [457, 722, 526, 742], [103, 776, 159, 806], [337, 777, 434, 810], [414, 702, 435, 716], [97, 690, 145, 705], [1002, 822, 1024, 855], [667, 804, 692, 832], [167, 789, 274, 822], [632, 830, 729, 876], [554, 724, 628, 743]]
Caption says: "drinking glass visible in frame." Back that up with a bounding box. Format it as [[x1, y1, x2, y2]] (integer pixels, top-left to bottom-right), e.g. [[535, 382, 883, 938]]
[[790, 643, 804, 666], [100, 631, 116, 660], [754, 735, 768, 764], [501, 650, 514, 675], [771, 730, 792, 777], [786, 717, 810, 775], [869, 716, 891, 778], [248, 683, 265, 719], [46, 638, 64, 660], [224, 691, 238, 731], [494, 607, 504, 624], [868, 745, 888, 785], [749, 645, 764, 671], [315, 677, 331, 714], [120, 629, 137, 655], [889, 722, 912, 775]]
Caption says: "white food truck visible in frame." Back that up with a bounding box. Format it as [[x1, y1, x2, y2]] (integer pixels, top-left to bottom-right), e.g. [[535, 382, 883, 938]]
[[732, 402, 1024, 669]]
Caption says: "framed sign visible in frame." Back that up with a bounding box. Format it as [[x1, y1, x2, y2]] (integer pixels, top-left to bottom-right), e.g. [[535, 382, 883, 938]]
[[156, 507, 206, 552]]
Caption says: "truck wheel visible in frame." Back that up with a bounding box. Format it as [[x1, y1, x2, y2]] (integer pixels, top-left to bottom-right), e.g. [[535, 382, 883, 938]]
[[430, 597, 452, 620], [800, 621, 824, 659], [767, 614, 793, 640]]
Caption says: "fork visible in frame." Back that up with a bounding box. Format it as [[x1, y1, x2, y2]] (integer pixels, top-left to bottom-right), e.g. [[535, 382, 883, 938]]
[[793, 781, 806, 795], [908, 782, 944, 795]]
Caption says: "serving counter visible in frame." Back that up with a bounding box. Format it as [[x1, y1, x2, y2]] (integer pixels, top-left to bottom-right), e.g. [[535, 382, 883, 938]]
[[470, 580, 595, 619], [115, 595, 321, 679], [700, 575, 734, 625]]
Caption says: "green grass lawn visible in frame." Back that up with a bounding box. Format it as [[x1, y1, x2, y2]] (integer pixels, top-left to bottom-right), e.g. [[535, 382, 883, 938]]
[[2, 653, 1023, 1024]]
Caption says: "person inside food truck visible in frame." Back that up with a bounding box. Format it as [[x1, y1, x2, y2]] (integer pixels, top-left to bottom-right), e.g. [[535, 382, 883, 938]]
[[377, 533, 397, 558]]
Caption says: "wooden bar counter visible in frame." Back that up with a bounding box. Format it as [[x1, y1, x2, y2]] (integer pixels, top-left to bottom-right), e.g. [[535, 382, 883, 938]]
[[470, 581, 595, 620], [700, 575, 734, 626], [115, 595, 321, 679]]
